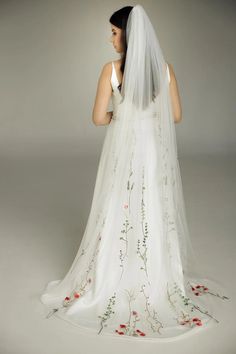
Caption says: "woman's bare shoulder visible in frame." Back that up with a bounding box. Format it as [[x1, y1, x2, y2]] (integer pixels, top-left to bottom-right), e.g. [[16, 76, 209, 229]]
[[98, 61, 113, 79], [114, 58, 122, 68]]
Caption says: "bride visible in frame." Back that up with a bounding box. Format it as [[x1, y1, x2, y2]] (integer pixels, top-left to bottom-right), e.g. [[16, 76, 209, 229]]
[[40, 5, 230, 341]]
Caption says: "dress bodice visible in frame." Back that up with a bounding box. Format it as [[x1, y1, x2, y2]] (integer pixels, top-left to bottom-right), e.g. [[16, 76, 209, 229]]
[[110, 61, 170, 120]]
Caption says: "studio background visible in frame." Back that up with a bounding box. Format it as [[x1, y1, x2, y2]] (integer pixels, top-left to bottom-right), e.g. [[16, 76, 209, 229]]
[[0, 0, 235, 157], [0, 1, 235, 354]]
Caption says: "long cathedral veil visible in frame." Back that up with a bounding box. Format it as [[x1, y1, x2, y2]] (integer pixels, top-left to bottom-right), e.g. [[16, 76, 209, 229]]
[[40, 4, 230, 339], [109, 4, 206, 282]]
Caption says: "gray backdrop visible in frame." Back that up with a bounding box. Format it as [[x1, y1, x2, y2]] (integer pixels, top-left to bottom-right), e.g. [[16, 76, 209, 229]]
[[0, 2, 235, 354], [0, 0, 235, 158]]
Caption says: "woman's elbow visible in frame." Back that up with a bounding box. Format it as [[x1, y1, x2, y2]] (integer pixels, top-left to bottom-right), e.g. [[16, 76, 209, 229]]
[[173, 105, 182, 123], [92, 112, 102, 126], [93, 118, 106, 126], [174, 112, 182, 123], [92, 118, 100, 126]]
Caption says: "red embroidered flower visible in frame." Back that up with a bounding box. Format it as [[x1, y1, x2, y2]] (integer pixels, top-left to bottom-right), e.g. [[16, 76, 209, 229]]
[[74, 292, 80, 298], [190, 284, 209, 296], [64, 296, 70, 301], [132, 311, 137, 316], [120, 324, 126, 328], [180, 317, 202, 327], [118, 331, 124, 335], [191, 317, 202, 326], [136, 329, 141, 333], [139, 332, 146, 336]]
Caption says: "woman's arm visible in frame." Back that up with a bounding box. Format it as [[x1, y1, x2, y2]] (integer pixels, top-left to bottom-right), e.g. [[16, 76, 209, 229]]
[[167, 63, 182, 123], [92, 61, 182, 125], [92, 62, 113, 126]]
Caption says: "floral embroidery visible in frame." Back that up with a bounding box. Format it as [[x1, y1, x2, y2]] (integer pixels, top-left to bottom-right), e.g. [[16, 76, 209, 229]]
[[171, 165, 176, 187], [140, 284, 164, 333], [62, 277, 92, 307], [154, 110, 162, 139], [166, 282, 206, 326], [110, 156, 119, 190], [187, 281, 229, 300], [179, 317, 202, 327], [126, 152, 135, 218], [42, 65, 231, 339], [136, 167, 150, 284], [98, 292, 117, 334], [119, 217, 133, 279], [46, 217, 106, 319], [119, 150, 135, 281], [114, 289, 146, 337], [166, 281, 230, 326]]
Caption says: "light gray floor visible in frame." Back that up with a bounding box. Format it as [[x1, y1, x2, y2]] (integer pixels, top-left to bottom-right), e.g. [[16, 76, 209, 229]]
[[0, 154, 235, 354]]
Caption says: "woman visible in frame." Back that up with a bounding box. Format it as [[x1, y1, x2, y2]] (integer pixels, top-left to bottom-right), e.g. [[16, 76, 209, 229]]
[[92, 18, 182, 125], [40, 5, 229, 341]]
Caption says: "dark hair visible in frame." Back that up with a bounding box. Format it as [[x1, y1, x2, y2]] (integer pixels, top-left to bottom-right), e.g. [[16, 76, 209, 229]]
[[109, 6, 133, 91]]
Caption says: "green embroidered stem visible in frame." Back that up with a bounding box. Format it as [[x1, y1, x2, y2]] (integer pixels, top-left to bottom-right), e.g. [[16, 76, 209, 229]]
[[187, 281, 230, 300], [97, 292, 116, 334], [140, 284, 164, 333], [119, 151, 135, 281], [119, 289, 145, 336], [137, 167, 150, 284], [174, 282, 220, 323]]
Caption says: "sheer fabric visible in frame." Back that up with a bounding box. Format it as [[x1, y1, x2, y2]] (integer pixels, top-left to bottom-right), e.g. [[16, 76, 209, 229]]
[[39, 4, 230, 341]]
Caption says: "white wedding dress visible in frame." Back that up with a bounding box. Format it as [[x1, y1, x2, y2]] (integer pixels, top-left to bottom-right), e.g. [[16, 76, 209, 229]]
[[40, 61, 230, 341]]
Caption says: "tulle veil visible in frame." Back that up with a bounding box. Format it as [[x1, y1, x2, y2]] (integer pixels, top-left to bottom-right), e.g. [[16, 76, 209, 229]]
[[39, 4, 230, 339]]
